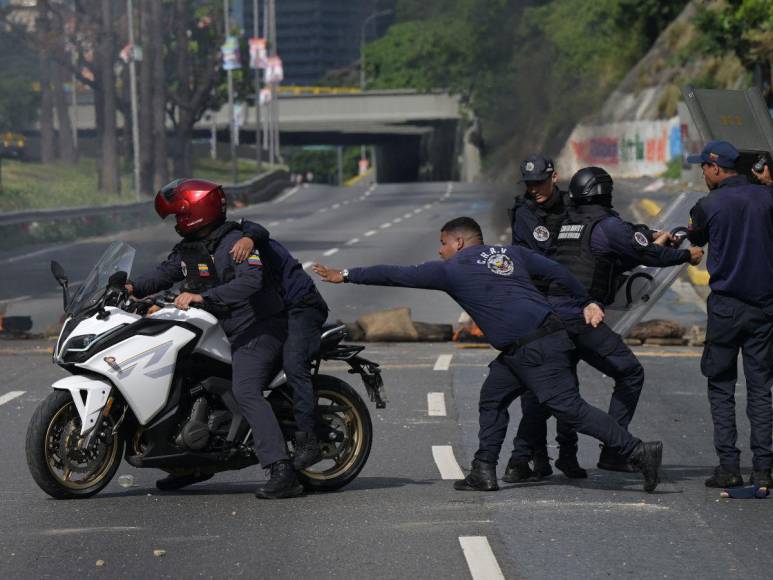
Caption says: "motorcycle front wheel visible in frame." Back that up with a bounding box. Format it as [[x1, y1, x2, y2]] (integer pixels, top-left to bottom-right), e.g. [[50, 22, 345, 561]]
[[26, 390, 125, 499], [297, 375, 373, 492]]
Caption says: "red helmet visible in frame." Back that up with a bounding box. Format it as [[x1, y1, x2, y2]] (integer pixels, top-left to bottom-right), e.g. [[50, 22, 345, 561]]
[[154, 178, 227, 236]]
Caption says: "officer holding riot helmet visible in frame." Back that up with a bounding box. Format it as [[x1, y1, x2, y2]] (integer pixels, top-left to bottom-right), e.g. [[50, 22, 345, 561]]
[[509, 166, 704, 481], [686, 140, 773, 489]]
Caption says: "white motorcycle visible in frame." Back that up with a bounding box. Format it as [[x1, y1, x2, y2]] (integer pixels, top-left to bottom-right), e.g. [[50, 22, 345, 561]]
[[26, 242, 386, 499]]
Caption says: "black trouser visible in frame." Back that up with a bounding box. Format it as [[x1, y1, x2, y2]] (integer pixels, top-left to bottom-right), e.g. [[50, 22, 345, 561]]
[[510, 320, 644, 461], [701, 293, 773, 471], [284, 293, 328, 434], [474, 328, 641, 465], [230, 316, 289, 467]]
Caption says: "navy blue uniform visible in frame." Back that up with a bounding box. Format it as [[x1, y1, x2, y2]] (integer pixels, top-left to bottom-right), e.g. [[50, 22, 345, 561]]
[[512, 209, 691, 465], [510, 189, 567, 255], [347, 245, 643, 463], [132, 227, 290, 467], [688, 175, 773, 471], [241, 221, 329, 434]]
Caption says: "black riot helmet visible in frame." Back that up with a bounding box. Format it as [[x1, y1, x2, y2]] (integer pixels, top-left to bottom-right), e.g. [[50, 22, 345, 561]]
[[568, 166, 614, 205]]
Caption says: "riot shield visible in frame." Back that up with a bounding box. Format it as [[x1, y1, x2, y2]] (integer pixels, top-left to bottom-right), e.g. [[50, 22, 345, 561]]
[[606, 190, 705, 337]]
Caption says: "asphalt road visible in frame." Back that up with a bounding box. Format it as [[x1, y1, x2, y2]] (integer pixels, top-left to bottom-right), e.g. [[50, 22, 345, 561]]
[[1, 180, 769, 579]]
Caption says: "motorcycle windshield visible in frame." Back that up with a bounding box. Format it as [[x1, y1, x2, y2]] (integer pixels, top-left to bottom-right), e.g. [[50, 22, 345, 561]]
[[606, 190, 706, 338], [67, 241, 136, 317]]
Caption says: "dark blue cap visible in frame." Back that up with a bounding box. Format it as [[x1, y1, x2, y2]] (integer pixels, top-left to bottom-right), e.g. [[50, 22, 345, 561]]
[[686, 140, 739, 169], [519, 155, 555, 182]]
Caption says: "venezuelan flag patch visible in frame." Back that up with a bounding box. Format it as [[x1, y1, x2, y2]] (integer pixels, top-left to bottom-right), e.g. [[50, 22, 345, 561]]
[[247, 253, 263, 267], [198, 263, 210, 277]]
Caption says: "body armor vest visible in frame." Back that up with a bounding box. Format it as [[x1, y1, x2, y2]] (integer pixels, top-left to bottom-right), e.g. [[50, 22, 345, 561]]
[[174, 221, 239, 294], [551, 204, 618, 304]]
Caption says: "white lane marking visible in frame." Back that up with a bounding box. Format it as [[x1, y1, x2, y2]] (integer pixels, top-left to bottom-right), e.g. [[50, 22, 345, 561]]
[[268, 221, 280, 227], [393, 217, 402, 224], [41, 526, 143, 536], [0, 391, 25, 407], [499, 234, 507, 242], [343, 200, 350, 205], [0, 295, 31, 305], [302, 262, 314, 270], [459, 537, 505, 580], [272, 186, 300, 204], [345, 238, 360, 246], [332, 203, 341, 209], [318, 208, 328, 213], [364, 230, 377, 237], [359, 196, 366, 201], [432, 445, 464, 480], [427, 393, 447, 417], [323, 248, 339, 257], [413, 208, 422, 214], [433, 354, 453, 371], [379, 222, 392, 229], [423, 203, 432, 209], [0, 241, 82, 266], [403, 212, 413, 219]]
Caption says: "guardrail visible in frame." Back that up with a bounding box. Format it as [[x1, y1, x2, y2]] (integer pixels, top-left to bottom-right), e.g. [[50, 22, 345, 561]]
[[0, 169, 291, 227], [0, 170, 291, 251]]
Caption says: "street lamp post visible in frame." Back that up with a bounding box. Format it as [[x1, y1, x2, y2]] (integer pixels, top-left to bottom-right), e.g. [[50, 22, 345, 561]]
[[359, 9, 392, 167], [224, 0, 237, 185], [127, 0, 141, 200]]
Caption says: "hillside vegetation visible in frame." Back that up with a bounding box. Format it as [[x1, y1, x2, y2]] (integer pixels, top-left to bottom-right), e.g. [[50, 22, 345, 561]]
[[365, 0, 772, 181]]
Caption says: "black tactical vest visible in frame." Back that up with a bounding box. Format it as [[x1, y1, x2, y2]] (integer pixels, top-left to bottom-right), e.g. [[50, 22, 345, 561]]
[[174, 221, 239, 294], [551, 204, 618, 304]]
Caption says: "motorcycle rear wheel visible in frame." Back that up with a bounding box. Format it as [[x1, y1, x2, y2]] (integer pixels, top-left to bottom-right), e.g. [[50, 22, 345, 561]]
[[297, 375, 373, 492], [26, 390, 125, 499]]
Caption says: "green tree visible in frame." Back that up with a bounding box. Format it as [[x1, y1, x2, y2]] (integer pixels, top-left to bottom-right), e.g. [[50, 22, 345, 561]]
[[0, 15, 40, 132]]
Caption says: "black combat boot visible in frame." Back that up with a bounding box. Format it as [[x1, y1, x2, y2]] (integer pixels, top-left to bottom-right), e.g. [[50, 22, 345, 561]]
[[502, 459, 536, 483], [597, 445, 637, 473], [454, 459, 499, 491], [704, 465, 743, 488], [532, 447, 554, 479], [292, 431, 323, 470], [630, 441, 663, 493], [750, 468, 772, 489], [255, 460, 305, 499], [554, 446, 588, 479], [156, 471, 213, 491]]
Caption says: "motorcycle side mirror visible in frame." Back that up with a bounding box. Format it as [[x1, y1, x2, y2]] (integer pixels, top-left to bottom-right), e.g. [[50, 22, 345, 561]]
[[51, 261, 68, 287], [51, 261, 70, 311], [108, 271, 128, 288]]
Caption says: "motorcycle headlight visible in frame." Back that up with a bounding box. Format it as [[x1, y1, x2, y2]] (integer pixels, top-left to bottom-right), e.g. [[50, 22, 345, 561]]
[[64, 333, 98, 352]]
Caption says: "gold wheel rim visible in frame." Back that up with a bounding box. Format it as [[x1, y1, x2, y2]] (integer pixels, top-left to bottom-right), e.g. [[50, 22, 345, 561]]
[[302, 388, 365, 481], [44, 401, 119, 491]]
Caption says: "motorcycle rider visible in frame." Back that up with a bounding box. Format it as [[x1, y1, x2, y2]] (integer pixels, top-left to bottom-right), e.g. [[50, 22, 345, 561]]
[[126, 178, 304, 499], [229, 221, 329, 470], [509, 166, 703, 478]]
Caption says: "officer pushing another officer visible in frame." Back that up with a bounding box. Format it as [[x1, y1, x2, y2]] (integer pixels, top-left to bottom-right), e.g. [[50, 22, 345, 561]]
[[127, 178, 304, 499], [686, 140, 773, 489], [313, 217, 664, 493], [508, 163, 703, 481]]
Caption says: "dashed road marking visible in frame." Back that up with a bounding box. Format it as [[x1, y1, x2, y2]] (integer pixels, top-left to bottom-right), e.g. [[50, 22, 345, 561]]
[[345, 238, 359, 246], [423, 203, 432, 209], [433, 354, 453, 371], [0, 391, 25, 407], [323, 248, 339, 257], [393, 217, 402, 223], [427, 392, 447, 417], [413, 208, 422, 214], [318, 208, 328, 213], [364, 230, 377, 237], [268, 221, 280, 227], [432, 445, 464, 480], [379, 222, 392, 229], [403, 212, 413, 219], [459, 536, 505, 580], [332, 203, 341, 209]]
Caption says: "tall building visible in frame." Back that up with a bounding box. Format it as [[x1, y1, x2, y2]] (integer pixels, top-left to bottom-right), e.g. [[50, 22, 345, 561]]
[[242, 0, 395, 86]]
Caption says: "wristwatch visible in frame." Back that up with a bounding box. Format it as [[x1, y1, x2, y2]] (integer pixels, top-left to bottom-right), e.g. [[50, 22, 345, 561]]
[[341, 268, 350, 283]]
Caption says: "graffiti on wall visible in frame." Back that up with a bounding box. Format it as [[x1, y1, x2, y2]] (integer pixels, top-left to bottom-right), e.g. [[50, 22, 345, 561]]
[[557, 117, 683, 177]]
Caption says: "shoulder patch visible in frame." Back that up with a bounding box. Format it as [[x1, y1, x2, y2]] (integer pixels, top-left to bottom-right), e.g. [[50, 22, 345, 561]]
[[532, 225, 550, 242], [634, 231, 649, 247], [247, 253, 263, 267]]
